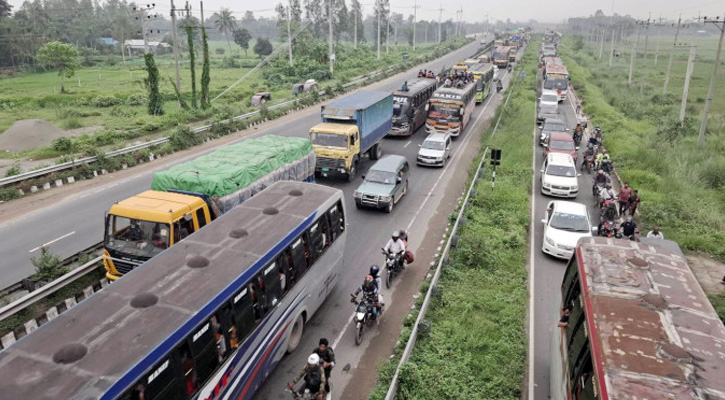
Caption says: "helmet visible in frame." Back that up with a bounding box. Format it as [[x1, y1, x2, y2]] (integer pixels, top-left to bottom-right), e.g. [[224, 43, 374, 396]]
[[365, 275, 373, 283], [597, 169, 604, 174], [307, 353, 320, 365], [392, 231, 400, 239], [370, 265, 380, 277]]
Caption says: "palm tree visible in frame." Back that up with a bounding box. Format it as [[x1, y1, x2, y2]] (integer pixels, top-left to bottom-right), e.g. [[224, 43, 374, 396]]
[[215, 8, 238, 52]]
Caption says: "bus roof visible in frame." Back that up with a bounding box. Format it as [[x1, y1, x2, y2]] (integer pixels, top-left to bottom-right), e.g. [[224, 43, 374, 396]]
[[545, 64, 568, 75], [108, 190, 207, 222], [470, 63, 494, 75], [392, 78, 436, 97], [576, 237, 725, 399], [431, 83, 475, 101], [0, 181, 342, 400]]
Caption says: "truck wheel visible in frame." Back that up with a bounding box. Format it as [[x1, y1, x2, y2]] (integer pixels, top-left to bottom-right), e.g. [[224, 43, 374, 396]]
[[347, 161, 358, 182], [286, 314, 304, 353], [370, 143, 382, 160]]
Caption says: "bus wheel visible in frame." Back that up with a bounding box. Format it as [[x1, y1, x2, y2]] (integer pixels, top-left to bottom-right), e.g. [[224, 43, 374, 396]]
[[287, 314, 305, 353]]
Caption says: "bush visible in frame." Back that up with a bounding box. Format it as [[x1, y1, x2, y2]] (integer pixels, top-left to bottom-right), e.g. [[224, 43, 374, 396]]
[[61, 116, 82, 129], [0, 188, 20, 201], [31, 246, 68, 282], [215, 48, 225, 55], [52, 137, 75, 154], [126, 93, 149, 106], [92, 95, 122, 108], [5, 163, 21, 177], [169, 126, 202, 151]]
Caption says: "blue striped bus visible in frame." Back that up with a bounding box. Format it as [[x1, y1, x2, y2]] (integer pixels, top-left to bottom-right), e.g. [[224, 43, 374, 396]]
[[0, 181, 346, 400]]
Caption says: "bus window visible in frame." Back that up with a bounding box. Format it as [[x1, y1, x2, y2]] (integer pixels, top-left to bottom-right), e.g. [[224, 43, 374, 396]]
[[572, 349, 596, 400], [309, 222, 324, 260], [320, 215, 332, 248], [290, 235, 310, 277], [125, 357, 183, 400], [328, 201, 344, 241], [188, 320, 218, 388], [178, 343, 197, 395], [277, 249, 295, 288], [568, 316, 588, 377], [232, 287, 256, 340], [565, 296, 584, 343], [195, 208, 207, 228], [262, 261, 283, 308]]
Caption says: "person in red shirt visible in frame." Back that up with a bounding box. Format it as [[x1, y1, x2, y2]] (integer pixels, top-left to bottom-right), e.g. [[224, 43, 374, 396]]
[[617, 182, 632, 216]]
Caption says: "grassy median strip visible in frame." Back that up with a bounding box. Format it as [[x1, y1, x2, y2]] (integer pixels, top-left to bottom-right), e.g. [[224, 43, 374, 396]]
[[369, 40, 538, 400]]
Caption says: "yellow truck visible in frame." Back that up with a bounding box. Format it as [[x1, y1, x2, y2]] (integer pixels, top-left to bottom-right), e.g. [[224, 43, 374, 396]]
[[310, 91, 393, 181], [103, 136, 315, 280]]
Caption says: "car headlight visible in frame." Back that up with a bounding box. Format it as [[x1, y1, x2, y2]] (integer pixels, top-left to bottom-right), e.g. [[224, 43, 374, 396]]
[[545, 236, 555, 246], [380, 195, 391, 202], [542, 182, 551, 188], [353, 191, 362, 198]]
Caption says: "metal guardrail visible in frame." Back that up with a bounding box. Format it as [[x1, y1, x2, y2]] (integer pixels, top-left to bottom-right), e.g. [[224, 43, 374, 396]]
[[0, 65, 400, 188], [0, 256, 102, 322]]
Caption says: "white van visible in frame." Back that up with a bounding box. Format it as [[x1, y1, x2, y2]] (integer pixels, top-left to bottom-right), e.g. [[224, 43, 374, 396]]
[[541, 153, 579, 198]]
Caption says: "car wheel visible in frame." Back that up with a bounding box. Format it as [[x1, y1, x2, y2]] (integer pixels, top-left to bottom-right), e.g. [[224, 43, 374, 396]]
[[385, 201, 393, 213], [355, 202, 362, 210]]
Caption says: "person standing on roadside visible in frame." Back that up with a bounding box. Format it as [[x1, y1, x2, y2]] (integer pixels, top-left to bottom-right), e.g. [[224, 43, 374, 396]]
[[646, 226, 664, 240], [617, 182, 632, 216], [628, 190, 641, 215]]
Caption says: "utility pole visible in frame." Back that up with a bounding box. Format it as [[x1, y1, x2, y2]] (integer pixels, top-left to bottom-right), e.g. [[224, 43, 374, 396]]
[[287, 6, 293, 67], [376, 2, 381, 60], [328, 0, 333, 74], [608, 24, 616, 66], [598, 26, 605, 59], [412, 0, 417, 50], [663, 16, 682, 94], [680, 44, 696, 124], [642, 15, 651, 64], [437, 5, 442, 43], [133, 4, 156, 54], [386, 15, 390, 54], [628, 23, 641, 86], [170, 0, 182, 98], [698, 14, 725, 146], [353, 4, 357, 48]]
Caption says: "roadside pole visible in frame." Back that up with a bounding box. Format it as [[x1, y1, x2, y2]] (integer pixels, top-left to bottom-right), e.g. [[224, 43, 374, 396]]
[[328, 0, 334, 74], [628, 24, 641, 86], [608, 25, 616, 67], [377, 3, 381, 60], [287, 6, 294, 67], [170, 0, 182, 105], [698, 14, 725, 146], [663, 16, 682, 95], [437, 5, 442, 43], [413, 0, 417, 50], [679, 44, 696, 124]]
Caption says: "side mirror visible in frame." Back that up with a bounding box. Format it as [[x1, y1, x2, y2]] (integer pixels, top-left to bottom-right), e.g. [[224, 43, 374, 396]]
[[397, 177, 402, 183], [591, 226, 599, 232], [418, 144, 422, 147], [541, 219, 547, 224], [540, 169, 544, 173], [361, 174, 366, 180]]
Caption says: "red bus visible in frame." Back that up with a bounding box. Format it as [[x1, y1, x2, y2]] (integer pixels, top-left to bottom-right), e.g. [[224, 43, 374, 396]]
[[551, 237, 725, 400]]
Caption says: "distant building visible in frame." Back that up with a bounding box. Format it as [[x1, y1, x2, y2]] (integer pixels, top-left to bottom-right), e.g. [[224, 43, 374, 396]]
[[99, 37, 119, 46], [123, 40, 172, 56]]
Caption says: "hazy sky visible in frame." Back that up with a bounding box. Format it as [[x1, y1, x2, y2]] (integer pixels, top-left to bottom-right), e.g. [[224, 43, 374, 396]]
[[7, 0, 724, 23]]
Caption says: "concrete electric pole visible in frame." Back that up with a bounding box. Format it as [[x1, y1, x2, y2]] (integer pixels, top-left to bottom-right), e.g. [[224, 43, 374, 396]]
[[698, 14, 725, 146], [437, 5, 442, 43], [328, 0, 334, 74], [288, 6, 294, 67], [628, 24, 641, 86], [663, 16, 683, 95], [680, 44, 696, 124], [376, 1, 381, 60]]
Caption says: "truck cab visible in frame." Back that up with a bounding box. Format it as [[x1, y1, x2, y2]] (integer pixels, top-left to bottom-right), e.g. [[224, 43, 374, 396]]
[[103, 191, 210, 280], [310, 123, 361, 180]]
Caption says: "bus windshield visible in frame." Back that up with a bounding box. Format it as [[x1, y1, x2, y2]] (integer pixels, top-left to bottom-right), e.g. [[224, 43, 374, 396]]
[[393, 97, 410, 118], [310, 132, 348, 148], [428, 103, 461, 122], [493, 52, 508, 60], [544, 78, 568, 91], [105, 215, 169, 257]]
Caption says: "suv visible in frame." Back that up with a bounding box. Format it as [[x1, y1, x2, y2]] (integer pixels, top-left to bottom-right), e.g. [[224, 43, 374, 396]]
[[541, 153, 579, 198], [417, 133, 452, 167], [539, 117, 567, 145], [543, 131, 578, 161], [353, 155, 410, 213]]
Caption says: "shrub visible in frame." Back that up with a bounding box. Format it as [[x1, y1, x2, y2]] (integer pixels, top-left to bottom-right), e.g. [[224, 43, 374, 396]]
[[215, 48, 225, 55], [5, 163, 21, 177], [52, 137, 75, 154], [31, 246, 68, 282], [61, 116, 82, 129], [92, 95, 122, 108], [126, 93, 149, 106], [0, 188, 20, 201], [169, 126, 202, 151]]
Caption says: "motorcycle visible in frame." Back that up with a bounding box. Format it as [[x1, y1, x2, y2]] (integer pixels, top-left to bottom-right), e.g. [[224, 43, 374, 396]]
[[496, 81, 503, 92], [592, 182, 605, 199], [286, 388, 331, 400], [600, 158, 613, 175], [507, 64, 513, 73], [350, 294, 380, 345], [573, 130, 582, 147], [598, 219, 618, 238], [582, 153, 595, 174], [382, 248, 404, 289]]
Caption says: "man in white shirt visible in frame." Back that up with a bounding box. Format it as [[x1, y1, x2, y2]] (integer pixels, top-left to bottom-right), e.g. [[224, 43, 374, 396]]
[[646, 226, 664, 240], [384, 231, 406, 255]]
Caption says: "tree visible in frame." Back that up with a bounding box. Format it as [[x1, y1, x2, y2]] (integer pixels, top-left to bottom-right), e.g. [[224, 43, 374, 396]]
[[31, 246, 68, 283], [242, 10, 255, 23], [0, 0, 11, 18], [36, 41, 80, 93], [186, 26, 197, 109], [233, 28, 252, 57], [201, 25, 210, 108], [373, 0, 390, 44], [254, 38, 273, 58], [143, 53, 164, 115], [214, 8, 237, 52]]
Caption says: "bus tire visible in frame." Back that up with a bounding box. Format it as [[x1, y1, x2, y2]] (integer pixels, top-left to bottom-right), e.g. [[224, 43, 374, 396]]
[[287, 314, 305, 353]]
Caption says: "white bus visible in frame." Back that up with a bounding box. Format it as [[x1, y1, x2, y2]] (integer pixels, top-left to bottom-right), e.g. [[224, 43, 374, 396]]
[[0, 181, 346, 400], [544, 64, 569, 101]]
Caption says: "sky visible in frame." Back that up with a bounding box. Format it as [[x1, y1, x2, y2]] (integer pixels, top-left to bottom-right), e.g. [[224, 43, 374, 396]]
[[6, 0, 725, 24]]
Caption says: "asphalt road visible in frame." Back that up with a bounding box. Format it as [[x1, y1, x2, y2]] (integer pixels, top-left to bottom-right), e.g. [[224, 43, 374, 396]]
[[529, 83, 602, 398], [0, 38, 488, 290]]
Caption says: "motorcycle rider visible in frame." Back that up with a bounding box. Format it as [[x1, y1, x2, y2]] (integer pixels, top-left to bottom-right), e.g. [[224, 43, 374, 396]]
[[496, 79, 504, 92], [599, 184, 617, 208], [369, 265, 383, 290], [383, 231, 406, 271], [619, 216, 638, 240], [287, 354, 327, 399], [595, 149, 610, 170], [312, 338, 335, 393], [352, 275, 382, 318]]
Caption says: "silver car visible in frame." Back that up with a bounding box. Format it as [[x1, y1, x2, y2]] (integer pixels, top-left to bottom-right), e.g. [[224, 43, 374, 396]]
[[417, 133, 452, 167]]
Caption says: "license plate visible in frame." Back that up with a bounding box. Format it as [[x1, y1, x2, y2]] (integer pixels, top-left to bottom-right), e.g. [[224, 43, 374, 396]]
[[423, 159, 434, 163], [322, 168, 330, 172]]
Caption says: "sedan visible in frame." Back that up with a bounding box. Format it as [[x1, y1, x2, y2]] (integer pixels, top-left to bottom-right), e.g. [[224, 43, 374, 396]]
[[541, 200, 597, 259]]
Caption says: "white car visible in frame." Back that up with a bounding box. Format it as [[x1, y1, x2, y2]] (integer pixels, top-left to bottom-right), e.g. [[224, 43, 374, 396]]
[[417, 132, 452, 167], [538, 91, 559, 111], [541, 200, 596, 259], [541, 153, 579, 198]]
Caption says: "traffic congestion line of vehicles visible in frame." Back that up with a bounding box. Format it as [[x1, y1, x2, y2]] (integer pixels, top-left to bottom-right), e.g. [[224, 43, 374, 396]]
[[0, 39, 523, 400], [536, 32, 725, 400]]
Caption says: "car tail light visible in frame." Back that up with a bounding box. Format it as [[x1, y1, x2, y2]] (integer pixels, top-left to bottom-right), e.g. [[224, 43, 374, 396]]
[[557, 90, 561, 95]]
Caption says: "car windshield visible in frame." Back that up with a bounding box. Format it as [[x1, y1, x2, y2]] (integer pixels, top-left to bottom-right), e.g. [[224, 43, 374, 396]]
[[544, 78, 567, 90], [428, 103, 461, 122], [550, 140, 575, 151], [544, 120, 565, 131], [550, 212, 590, 232], [310, 132, 348, 148], [546, 165, 576, 177], [105, 215, 169, 257], [541, 94, 558, 103], [422, 140, 445, 150], [365, 170, 397, 184]]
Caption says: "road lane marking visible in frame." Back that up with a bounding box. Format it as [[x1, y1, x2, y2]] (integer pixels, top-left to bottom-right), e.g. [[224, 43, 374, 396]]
[[528, 127, 538, 398], [29, 231, 76, 253], [403, 140, 411, 148]]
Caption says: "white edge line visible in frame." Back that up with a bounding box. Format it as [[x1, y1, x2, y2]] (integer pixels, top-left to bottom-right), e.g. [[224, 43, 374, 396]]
[[29, 231, 76, 253], [528, 103, 538, 398]]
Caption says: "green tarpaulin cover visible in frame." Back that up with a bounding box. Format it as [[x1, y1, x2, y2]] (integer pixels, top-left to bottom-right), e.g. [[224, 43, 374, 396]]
[[151, 135, 313, 198]]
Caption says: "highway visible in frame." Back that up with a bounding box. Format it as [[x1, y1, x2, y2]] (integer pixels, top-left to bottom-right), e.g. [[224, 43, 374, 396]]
[[0, 35, 521, 399], [529, 79, 602, 397], [0, 38, 485, 290]]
